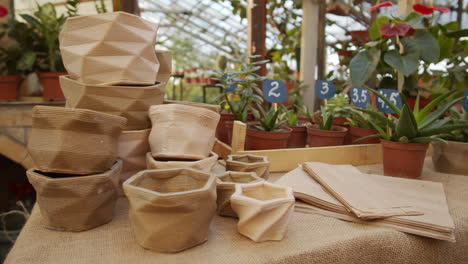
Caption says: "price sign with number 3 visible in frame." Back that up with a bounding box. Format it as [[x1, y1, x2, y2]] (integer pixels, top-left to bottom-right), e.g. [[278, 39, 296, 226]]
[[315, 80, 335, 99], [463, 90, 468, 112], [350, 87, 370, 108], [263, 80, 287, 103], [377, 89, 402, 114]]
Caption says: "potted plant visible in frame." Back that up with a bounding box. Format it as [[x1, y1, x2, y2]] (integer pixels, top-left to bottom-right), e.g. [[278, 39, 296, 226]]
[[246, 103, 292, 150], [307, 107, 348, 147], [363, 89, 468, 178], [0, 44, 23, 101], [323, 93, 353, 126], [282, 107, 310, 148], [346, 106, 390, 144]]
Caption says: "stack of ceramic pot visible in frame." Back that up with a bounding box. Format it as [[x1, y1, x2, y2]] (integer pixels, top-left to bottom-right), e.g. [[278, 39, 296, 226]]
[[58, 12, 171, 192]]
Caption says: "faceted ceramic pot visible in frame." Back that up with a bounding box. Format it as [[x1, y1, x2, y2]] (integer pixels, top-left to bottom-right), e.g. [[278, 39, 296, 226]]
[[307, 124, 348, 147], [432, 141, 468, 175], [60, 76, 165, 130], [26, 160, 121, 231], [146, 152, 218, 172], [155, 49, 172, 84], [349, 126, 380, 144], [59, 12, 159, 85], [245, 126, 292, 150], [148, 104, 220, 160], [163, 99, 221, 113], [230, 181, 295, 242], [28, 106, 127, 174], [381, 139, 429, 178], [286, 122, 311, 148], [123, 168, 217, 253], [216, 172, 263, 218], [226, 154, 270, 180]]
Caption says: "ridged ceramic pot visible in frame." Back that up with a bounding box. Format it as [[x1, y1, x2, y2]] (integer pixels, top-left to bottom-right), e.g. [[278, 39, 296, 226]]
[[60, 76, 165, 130], [216, 172, 263, 218], [27, 160, 122, 231], [123, 168, 217, 253], [146, 152, 218, 172], [432, 141, 468, 175], [226, 154, 270, 180], [230, 181, 295, 242], [59, 12, 159, 85], [149, 104, 220, 160], [27, 106, 127, 174], [155, 50, 172, 84]]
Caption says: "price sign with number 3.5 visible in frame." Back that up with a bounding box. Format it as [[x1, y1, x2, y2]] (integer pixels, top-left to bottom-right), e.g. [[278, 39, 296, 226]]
[[350, 87, 370, 108], [315, 80, 335, 99], [262, 80, 287, 103], [377, 89, 402, 114], [463, 90, 468, 112]]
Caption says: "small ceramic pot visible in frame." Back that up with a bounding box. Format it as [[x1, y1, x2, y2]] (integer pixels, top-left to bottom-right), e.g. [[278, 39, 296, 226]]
[[381, 139, 429, 178], [28, 106, 127, 174], [146, 152, 218, 172], [286, 122, 311, 148], [226, 154, 270, 180], [163, 100, 221, 113], [349, 126, 380, 144], [60, 76, 165, 130], [307, 124, 348, 147], [123, 168, 217, 253], [60, 12, 159, 85], [155, 50, 172, 84], [148, 104, 220, 160], [432, 141, 468, 175], [216, 172, 263, 217], [245, 126, 292, 150], [230, 181, 295, 242], [26, 160, 121, 231]]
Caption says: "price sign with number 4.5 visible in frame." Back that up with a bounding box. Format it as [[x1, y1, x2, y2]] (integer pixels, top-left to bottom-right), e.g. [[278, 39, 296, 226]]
[[351, 87, 370, 108], [315, 80, 335, 99], [262, 80, 287, 103], [463, 90, 468, 112], [377, 89, 402, 114]]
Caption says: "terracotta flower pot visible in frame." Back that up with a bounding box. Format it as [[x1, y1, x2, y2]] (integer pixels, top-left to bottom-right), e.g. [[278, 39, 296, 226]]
[[117, 128, 150, 194], [148, 104, 220, 160], [246, 126, 292, 150], [286, 122, 311, 148], [146, 152, 218, 172], [123, 168, 217, 253], [28, 106, 127, 174], [216, 112, 235, 144], [230, 181, 295, 242], [59, 12, 159, 85], [381, 139, 429, 178], [349, 126, 380, 144], [60, 76, 165, 130], [26, 160, 121, 231], [332, 116, 348, 126], [216, 171, 263, 218], [0, 75, 21, 101], [226, 154, 270, 180], [432, 141, 468, 175], [155, 49, 172, 84], [39, 72, 67, 101], [307, 124, 348, 147]]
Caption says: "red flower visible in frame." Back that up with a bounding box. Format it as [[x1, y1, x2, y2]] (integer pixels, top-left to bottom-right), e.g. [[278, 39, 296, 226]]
[[0, 5, 8, 17], [413, 4, 450, 15], [380, 22, 413, 38], [368, 1, 393, 12]]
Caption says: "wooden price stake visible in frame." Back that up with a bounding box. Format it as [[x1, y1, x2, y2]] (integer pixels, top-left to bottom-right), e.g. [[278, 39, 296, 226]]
[[262, 80, 288, 108]]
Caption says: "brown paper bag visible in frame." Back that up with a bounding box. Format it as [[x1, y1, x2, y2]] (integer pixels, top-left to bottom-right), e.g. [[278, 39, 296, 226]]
[[226, 154, 270, 180], [60, 12, 159, 85], [230, 181, 295, 242], [26, 160, 121, 232], [155, 50, 172, 84], [28, 106, 127, 174], [216, 172, 263, 217], [432, 141, 468, 175], [123, 168, 217, 253], [148, 104, 220, 160], [146, 152, 218, 172], [60, 76, 165, 130]]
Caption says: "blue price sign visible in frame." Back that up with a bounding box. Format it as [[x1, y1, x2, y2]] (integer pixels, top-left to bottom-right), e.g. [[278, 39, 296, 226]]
[[350, 86, 370, 108], [262, 80, 287, 103], [315, 80, 335, 99], [226, 82, 237, 93], [377, 89, 402, 114], [463, 90, 468, 112]]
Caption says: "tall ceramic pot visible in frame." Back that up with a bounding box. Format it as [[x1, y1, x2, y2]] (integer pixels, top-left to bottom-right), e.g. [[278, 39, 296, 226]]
[[0, 75, 21, 101], [245, 126, 292, 150], [39, 72, 67, 101], [155, 49, 172, 84], [381, 139, 429, 178], [432, 141, 468, 175], [307, 124, 348, 147]]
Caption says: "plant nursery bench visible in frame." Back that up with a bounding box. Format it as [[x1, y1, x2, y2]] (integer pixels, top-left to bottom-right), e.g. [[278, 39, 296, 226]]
[[4, 159, 468, 264]]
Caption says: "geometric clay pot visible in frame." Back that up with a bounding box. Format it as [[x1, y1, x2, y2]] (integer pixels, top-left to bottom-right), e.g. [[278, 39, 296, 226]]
[[216, 171, 263, 218], [60, 76, 165, 130], [27, 106, 127, 174], [59, 12, 159, 86], [146, 152, 218, 172], [123, 168, 217, 253], [432, 141, 468, 175], [26, 160, 121, 231], [155, 49, 172, 84], [148, 104, 220, 160], [226, 154, 270, 180], [230, 181, 295, 242]]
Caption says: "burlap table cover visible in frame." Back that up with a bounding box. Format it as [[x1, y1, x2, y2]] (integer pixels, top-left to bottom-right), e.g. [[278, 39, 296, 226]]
[[5, 159, 468, 264]]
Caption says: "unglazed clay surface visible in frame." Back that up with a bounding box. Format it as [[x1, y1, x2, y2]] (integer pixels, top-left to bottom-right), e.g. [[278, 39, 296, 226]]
[[226, 154, 270, 180]]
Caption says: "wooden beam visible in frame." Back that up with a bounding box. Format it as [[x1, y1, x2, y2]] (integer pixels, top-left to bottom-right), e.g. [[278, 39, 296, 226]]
[[247, 0, 267, 75], [231, 121, 247, 153]]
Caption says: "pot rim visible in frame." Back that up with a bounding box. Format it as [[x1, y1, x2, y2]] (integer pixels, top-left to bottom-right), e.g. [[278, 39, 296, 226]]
[[307, 124, 348, 133], [216, 171, 264, 189], [380, 139, 429, 151], [146, 151, 218, 166], [247, 125, 293, 134], [231, 181, 294, 206], [227, 154, 269, 166]]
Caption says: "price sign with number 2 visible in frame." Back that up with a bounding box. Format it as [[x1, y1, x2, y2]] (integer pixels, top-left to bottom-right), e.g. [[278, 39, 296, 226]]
[[377, 89, 402, 114], [315, 80, 335, 99], [263, 80, 287, 103], [351, 87, 369, 108]]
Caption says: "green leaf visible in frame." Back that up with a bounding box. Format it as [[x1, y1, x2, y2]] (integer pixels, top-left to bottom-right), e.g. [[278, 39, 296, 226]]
[[416, 90, 457, 123], [396, 104, 418, 139], [16, 51, 36, 71], [412, 137, 445, 143], [418, 124, 468, 137], [446, 29, 468, 38], [383, 38, 419, 76], [369, 16, 389, 40], [413, 29, 439, 63], [419, 97, 464, 129], [353, 134, 381, 143], [350, 48, 380, 86]]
